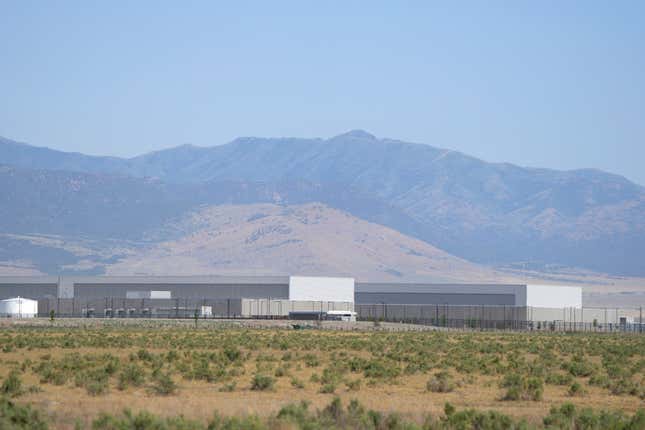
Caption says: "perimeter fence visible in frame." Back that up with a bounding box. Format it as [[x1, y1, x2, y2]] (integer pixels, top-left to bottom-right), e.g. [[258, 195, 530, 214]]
[[32, 298, 645, 333], [356, 303, 644, 333]]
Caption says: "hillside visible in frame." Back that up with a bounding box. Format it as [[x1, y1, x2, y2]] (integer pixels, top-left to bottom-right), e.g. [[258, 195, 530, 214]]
[[2, 131, 645, 275], [106, 203, 511, 283]]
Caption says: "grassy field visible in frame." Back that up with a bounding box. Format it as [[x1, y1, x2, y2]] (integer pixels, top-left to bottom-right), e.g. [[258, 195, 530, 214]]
[[0, 320, 643, 429]]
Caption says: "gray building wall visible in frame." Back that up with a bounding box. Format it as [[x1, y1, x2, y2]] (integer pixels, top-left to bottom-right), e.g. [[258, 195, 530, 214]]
[[74, 283, 289, 299], [0, 284, 58, 300], [0, 276, 290, 300], [0, 277, 59, 300], [356, 303, 529, 324], [356, 283, 526, 306], [355, 292, 516, 305]]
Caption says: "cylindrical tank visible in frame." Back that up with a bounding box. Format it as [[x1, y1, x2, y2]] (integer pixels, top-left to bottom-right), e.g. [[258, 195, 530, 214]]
[[0, 297, 38, 318]]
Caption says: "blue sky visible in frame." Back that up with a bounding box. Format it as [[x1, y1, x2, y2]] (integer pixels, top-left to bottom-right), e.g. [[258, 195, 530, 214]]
[[1, 1, 644, 185]]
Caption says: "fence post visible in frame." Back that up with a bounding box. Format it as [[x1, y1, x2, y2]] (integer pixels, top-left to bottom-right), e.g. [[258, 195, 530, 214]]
[[640, 307, 642, 333], [480, 305, 483, 330], [503, 305, 506, 331]]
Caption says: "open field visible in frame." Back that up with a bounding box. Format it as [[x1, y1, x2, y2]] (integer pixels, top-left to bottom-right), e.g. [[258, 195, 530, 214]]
[[0, 320, 643, 429]]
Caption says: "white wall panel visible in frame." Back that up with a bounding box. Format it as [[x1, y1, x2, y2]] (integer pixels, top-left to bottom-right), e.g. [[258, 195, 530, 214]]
[[289, 276, 354, 302], [525, 284, 582, 308]]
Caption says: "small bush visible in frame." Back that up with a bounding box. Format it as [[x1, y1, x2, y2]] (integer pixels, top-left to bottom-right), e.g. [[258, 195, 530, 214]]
[[148, 372, 177, 396], [1, 370, 23, 397], [363, 359, 401, 380], [86, 379, 109, 396], [544, 403, 645, 430], [117, 363, 145, 390], [319, 383, 336, 394], [274, 366, 287, 378], [223, 346, 242, 363], [0, 397, 48, 430], [303, 354, 320, 368], [427, 370, 454, 393], [546, 372, 574, 386], [563, 356, 594, 377], [527, 377, 543, 401], [93, 409, 203, 430], [251, 374, 275, 391], [219, 382, 236, 392], [290, 377, 305, 389], [568, 381, 585, 397], [501, 374, 543, 401]]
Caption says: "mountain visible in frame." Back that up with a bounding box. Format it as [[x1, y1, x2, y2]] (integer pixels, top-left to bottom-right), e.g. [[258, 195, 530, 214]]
[[1, 132, 644, 275], [106, 203, 512, 283], [0, 136, 129, 175], [0, 164, 423, 241]]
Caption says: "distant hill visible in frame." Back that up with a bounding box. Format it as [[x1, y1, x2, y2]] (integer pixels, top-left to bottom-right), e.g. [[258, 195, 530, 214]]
[[1, 131, 644, 275], [107, 203, 511, 283]]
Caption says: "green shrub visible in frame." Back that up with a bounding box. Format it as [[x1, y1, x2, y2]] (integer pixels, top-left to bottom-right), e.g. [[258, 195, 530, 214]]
[[563, 356, 594, 377], [117, 363, 145, 390], [501, 374, 543, 401], [219, 382, 236, 392], [568, 382, 584, 397], [443, 407, 522, 429], [250, 374, 275, 391], [363, 359, 401, 380], [503, 385, 522, 401], [303, 354, 320, 368], [544, 403, 645, 430], [148, 372, 177, 396], [545, 372, 574, 386], [223, 346, 242, 363], [320, 367, 342, 385], [290, 377, 305, 389], [75, 368, 109, 396], [92, 409, 204, 430], [1, 370, 23, 397], [137, 349, 154, 362], [319, 383, 336, 394], [274, 366, 287, 378], [427, 370, 454, 393], [0, 397, 48, 430], [86, 379, 109, 396], [527, 377, 543, 401]]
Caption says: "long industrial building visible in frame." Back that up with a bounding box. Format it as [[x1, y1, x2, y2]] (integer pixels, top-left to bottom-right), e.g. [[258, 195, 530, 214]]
[[0, 275, 601, 324]]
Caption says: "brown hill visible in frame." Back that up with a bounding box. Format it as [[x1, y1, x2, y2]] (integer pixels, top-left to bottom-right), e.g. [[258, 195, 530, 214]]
[[106, 203, 512, 282]]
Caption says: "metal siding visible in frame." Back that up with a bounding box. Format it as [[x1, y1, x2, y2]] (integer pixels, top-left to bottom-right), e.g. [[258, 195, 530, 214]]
[[355, 292, 516, 305], [73, 283, 289, 299], [0, 284, 58, 300]]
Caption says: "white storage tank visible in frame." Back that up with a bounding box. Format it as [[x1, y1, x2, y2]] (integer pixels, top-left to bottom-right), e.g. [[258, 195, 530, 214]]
[[0, 297, 38, 318]]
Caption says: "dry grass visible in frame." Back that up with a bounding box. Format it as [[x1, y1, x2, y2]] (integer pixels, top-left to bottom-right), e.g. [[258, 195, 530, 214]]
[[0, 324, 643, 429]]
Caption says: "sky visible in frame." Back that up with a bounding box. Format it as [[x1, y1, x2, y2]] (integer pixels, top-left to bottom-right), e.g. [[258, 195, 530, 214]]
[[1, 1, 644, 185]]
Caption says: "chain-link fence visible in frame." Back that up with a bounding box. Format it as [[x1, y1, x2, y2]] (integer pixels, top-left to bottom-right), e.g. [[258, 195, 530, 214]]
[[34, 298, 644, 333], [356, 303, 644, 333], [37, 297, 353, 319]]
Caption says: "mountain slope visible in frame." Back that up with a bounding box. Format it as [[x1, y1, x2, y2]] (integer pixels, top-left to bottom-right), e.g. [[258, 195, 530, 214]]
[[107, 203, 511, 283], [2, 132, 644, 275]]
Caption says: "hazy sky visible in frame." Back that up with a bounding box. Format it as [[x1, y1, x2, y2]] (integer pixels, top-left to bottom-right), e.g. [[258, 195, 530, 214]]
[[1, 1, 644, 185]]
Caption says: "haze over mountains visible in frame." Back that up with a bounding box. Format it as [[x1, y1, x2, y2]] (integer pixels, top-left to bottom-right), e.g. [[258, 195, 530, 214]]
[[1, 131, 644, 278]]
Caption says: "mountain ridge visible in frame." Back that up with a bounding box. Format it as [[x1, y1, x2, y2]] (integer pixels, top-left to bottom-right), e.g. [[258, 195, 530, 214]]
[[1, 132, 644, 275]]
